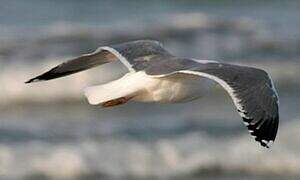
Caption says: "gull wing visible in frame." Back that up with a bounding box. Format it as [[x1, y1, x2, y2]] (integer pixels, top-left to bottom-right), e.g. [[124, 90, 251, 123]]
[[147, 61, 279, 148], [26, 40, 170, 83]]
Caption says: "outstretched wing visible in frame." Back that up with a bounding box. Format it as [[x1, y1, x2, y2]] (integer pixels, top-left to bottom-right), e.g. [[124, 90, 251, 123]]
[[25, 48, 117, 83], [147, 61, 279, 148], [26, 40, 171, 83]]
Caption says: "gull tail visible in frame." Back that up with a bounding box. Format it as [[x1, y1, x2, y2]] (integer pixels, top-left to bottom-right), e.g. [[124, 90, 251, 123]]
[[84, 73, 142, 106]]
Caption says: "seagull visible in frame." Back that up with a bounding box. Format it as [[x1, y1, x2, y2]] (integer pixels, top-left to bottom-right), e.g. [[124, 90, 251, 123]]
[[26, 40, 279, 148]]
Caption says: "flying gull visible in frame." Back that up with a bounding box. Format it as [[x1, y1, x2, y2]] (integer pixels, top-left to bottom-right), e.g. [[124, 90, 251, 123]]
[[26, 40, 279, 148]]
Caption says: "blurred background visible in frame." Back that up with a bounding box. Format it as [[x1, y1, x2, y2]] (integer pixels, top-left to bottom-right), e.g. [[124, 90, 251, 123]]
[[0, 0, 300, 179]]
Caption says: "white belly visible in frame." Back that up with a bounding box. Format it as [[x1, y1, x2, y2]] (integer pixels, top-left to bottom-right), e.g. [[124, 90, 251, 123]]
[[132, 72, 214, 103], [84, 71, 213, 105]]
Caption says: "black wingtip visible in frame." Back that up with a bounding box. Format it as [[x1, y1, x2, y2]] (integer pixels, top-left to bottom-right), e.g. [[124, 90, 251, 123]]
[[25, 69, 56, 84], [25, 79, 34, 84], [25, 77, 43, 84], [242, 115, 278, 149]]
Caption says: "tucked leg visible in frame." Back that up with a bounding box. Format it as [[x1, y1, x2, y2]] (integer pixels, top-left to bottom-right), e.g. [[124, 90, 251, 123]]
[[101, 97, 132, 107]]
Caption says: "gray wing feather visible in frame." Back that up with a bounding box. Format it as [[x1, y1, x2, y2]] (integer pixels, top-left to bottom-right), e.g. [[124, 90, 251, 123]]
[[146, 60, 279, 148], [26, 40, 169, 83], [109, 40, 172, 71], [197, 63, 279, 148], [25, 48, 116, 83]]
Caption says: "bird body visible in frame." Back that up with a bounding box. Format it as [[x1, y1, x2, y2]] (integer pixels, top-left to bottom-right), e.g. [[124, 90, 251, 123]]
[[26, 40, 279, 148], [85, 71, 213, 105]]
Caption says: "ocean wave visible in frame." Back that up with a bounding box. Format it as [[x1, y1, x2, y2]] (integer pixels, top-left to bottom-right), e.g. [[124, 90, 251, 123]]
[[0, 118, 299, 179], [1, 13, 300, 63]]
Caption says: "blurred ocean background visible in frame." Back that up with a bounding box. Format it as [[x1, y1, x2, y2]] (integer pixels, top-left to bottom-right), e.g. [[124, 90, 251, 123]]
[[0, 0, 300, 179]]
